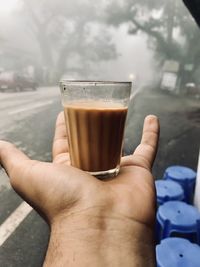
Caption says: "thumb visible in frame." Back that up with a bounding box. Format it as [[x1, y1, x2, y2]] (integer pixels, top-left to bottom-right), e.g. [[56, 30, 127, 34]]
[[0, 141, 46, 207], [0, 141, 86, 221], [0, 141, 53, 214]]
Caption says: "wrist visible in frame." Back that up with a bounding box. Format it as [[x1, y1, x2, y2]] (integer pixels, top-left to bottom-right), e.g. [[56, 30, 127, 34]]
[[44, 210, 156, 267]]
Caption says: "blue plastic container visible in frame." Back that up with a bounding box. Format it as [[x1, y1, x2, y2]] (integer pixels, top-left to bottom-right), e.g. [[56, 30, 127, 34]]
[[164, 166, 196, 203], [155, 180, 184, 205], [156, 201, 200, 244], [156, 237, 200, 267]]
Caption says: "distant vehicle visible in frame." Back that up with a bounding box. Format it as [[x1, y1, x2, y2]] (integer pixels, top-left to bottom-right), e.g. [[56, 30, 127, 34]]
[[0, 71, 38, 92]]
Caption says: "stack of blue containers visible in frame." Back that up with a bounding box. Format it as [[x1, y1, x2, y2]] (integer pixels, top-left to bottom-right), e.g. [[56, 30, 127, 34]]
[[155, 165, 199, 267]]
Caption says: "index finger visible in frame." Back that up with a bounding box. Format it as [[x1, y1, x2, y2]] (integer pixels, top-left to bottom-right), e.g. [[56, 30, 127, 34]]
[[134, 115, 159, 169], [121, 115, 159, 170], [52, 112, 69, 160]]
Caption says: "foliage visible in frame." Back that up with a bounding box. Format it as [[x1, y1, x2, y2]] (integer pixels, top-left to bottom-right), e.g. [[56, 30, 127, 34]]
[[105, 0, 200, 82], [19, 0, 117, 83]]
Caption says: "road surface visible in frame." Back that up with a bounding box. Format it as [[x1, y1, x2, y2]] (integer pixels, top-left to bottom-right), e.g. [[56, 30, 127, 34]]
[[0, 87, 61, 267], [0, 87, 199, 266]]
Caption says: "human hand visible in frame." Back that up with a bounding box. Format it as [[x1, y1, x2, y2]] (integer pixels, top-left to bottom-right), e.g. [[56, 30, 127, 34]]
[[0, 113, 159, 267]]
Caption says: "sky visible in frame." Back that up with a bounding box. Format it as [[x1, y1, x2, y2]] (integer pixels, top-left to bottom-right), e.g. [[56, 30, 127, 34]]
[[98, 24, 155, 87], [0, 0, 19, 16]]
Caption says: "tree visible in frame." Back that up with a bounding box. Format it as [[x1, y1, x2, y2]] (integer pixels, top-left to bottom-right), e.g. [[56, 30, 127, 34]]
[[105, 0, 200, 84], [19, 0, 117, 84]]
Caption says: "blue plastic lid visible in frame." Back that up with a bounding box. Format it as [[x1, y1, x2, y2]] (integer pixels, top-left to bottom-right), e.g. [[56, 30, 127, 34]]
[[164, 166, 196, 182], [156, 180, 184, 204], [156, 237, 200, 267], [157, 201, 200, 231]]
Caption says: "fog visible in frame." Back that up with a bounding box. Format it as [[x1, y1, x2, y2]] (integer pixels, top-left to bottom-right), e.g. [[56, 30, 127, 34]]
[[0, 0, 161, 88], [98, 24, 154, 86], [0, 0, 200, 92]]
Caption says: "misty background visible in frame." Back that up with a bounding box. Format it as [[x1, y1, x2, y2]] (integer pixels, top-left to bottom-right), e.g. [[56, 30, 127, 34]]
[[0, 0, 200, 89], [0, 2, 199, 266]]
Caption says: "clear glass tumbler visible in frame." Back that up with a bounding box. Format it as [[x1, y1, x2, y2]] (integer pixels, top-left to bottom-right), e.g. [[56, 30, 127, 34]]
[[60, 80, 131, 179]]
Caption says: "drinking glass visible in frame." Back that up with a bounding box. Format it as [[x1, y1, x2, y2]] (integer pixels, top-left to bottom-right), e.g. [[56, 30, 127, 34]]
[[60, 80, 131, 179]]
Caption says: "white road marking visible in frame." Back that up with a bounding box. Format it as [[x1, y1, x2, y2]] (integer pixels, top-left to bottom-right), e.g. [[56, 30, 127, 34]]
[[0, 202, 33, 246], [9, 100, 54, 115]]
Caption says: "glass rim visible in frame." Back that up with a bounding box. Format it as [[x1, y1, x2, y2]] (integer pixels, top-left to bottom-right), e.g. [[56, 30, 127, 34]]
[[60, 80, 132, 86]]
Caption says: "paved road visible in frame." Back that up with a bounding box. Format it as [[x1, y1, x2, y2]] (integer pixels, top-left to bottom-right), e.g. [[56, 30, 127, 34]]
[[0, 87, 61, 267], [125, 89, 200, 177], [0, 87, 199, 266]]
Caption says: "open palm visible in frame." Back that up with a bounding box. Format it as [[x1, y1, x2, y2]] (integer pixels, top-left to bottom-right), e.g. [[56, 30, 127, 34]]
[[0, 112, 159, 230]]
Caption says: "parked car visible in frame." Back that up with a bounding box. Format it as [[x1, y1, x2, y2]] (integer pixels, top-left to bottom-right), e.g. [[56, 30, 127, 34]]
[[0, 71, 38, 92]]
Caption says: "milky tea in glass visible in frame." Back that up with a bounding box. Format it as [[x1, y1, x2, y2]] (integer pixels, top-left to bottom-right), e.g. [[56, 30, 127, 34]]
[[60, 81, 131, 179]]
